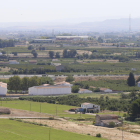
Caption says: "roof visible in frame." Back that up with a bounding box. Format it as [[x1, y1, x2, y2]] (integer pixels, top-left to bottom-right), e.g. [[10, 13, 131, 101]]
[[138, 81, 140, 83], [96, 114, 118, 120], [29, 60, 37, 63], [34, 39, 52, 41], [81, 102, 93, 105], [56, 36, 88, 39], [79, 88, 89, 92], [55, 81, 70, 85], [101, 119, 120, 124], [9, 60, 17, 62], [0, 82, 7, 88], [31, 85, 70, 89]]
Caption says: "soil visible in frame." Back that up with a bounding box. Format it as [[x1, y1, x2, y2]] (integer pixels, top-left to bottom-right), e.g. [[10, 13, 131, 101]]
[[23, 119, 140, 140]]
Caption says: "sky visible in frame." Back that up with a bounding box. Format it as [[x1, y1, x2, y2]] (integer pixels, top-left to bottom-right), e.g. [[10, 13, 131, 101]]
[[0, 0, 140, 23]]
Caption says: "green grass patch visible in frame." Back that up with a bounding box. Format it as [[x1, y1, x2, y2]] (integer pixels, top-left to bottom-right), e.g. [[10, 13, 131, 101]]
[[0, 119, 106, 140]]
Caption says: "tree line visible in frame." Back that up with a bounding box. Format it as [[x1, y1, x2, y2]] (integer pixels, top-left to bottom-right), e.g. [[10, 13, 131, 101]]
[[0, 39, 15, 48], [7, 76, 53, 93]]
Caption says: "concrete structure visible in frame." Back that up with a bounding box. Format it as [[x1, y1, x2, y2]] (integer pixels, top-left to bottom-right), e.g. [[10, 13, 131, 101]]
[[100, 88, 112, 93], [81, 102, 100, 112], [78, 88, 92, 93], [95, 114, 121, 127], [0, 82, 7, 96], [137, 81, 140, 87], [56, 36, 89, 41], [55, 65, 65, 72], [9, 60, 19, 64], [55, 81, 73, 87], [33, 39, 53, 43], [29, 85, 71, 96]]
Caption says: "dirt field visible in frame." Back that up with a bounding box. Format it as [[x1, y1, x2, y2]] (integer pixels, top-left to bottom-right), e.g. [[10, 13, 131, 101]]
[[23, 119, 140, 140]]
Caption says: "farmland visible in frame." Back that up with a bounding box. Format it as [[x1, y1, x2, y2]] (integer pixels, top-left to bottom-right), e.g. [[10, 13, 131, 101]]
[[0, 119, 105, 140]]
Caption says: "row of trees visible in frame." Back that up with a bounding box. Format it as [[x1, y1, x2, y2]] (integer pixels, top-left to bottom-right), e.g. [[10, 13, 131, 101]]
[[0, 39, 15, 48], [8, 76, 53, 93]]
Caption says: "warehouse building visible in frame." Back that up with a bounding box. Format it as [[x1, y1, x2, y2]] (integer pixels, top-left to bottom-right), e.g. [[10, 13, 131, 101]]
[[0, 82, 7, 96], [28, 85, 71, 96], [56, 36, 89, 41], [33, 39, 53, 43]]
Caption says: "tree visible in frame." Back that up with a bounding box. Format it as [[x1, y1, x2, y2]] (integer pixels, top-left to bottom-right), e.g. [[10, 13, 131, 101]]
[[66, 76, 74, 82], [28, 45, 34, 50], [31, 50, 38, 58], [127, 72, 135, 86], [71, 86, 79, 93], [129, 99, 140, 117], [98, 37, 103, 43], [55, 52, 60, 58], [63, 49, 68, 58], [21, 77, 30, 91], [8, 76, 21, 93], [1, 50, 6, 54], [12, 52, 17, 56], [49, 51, 54, 59], [29, 76, 41, 87]]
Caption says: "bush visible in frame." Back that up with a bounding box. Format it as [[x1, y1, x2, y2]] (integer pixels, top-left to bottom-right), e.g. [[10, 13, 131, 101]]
[[94, 87, 100, 92], [135, 118, 140, 121], [71, 86, 79, 93], [66, 76, 74, 82], [108, 122, 115, 128], [96, 133, 101, 137], [49, 117, 54, 120]]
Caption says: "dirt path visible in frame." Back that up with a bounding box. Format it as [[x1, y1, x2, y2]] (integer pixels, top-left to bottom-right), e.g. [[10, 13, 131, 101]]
[[24, 119, 140, 140]]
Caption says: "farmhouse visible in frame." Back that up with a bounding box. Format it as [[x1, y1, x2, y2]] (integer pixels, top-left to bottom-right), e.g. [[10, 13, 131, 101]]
[[100, 88, 112, 93], [28, 85, 71, 96], [55, 65, 65, 72], [0, 82, 7, 96], [81, 102, 100, 112], [9, 60, 19, 64], [95, 114, 121, 127], [78, 88, 92, 93]]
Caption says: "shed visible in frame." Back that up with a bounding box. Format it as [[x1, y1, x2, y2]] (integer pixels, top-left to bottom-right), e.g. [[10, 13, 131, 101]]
[[100, 88, 112, 93], [0, 82, 7, 96], [9, 60, 19, 64], [137, 81, 140, 87], [29, 60, 37, 64]]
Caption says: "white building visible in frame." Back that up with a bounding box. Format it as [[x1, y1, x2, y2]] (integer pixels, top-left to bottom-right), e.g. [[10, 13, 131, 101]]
[[81, 102, 100, 112], [78, 88, 92, 93], [0, 82, 7, 96], [0, 53, 2, 55], [137, 81, 140, 87], [9, 60, 19, 64], [56, 36, 89, 41], [29, 85, 71, 96]]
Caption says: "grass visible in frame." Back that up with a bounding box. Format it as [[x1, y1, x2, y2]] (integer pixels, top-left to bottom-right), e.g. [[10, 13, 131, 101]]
[[0, 119, 106, 140], [1, 100, 94, 119]]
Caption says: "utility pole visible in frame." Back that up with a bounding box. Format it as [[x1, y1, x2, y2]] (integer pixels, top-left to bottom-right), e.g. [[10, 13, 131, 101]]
[[122, 118, 123, 140], [56, 106, 57, 116], [30, 103, 31, 111]]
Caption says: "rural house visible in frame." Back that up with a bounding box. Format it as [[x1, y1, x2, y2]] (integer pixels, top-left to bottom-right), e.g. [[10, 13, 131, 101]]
[[100, 88, 112, 93], [29, 60, 37, 64], [0, 82, 7, 96], [9, 60, 19, 64], [78, 88, 92, 93], [95, 114, 121, 127], [55, 81, 73, 87], [81, 102, 100, 112], [137, 81, 140, 87]]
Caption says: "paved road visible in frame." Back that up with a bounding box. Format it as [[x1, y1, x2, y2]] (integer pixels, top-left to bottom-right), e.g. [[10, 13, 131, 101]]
[[0, 117, 50, 119]]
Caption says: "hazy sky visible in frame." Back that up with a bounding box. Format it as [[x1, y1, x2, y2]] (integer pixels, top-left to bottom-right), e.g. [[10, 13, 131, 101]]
[[1, 0, 140, 22]]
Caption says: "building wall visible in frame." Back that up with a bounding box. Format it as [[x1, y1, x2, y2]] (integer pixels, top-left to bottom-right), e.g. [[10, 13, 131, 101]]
[[79, 90, 92, 93], [95, 115, 101, 125], [137, 83, 140, 87], [104, 89, 112, 93], [29, 86, 71, 96], [0, 86, 7, 96]]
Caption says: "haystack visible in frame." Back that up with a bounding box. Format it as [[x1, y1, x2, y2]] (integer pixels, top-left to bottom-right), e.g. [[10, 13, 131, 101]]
[[0, 108, 11, 114]]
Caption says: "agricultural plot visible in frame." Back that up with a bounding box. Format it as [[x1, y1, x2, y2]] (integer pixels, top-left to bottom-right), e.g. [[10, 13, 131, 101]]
[[0, 119, 105, 140], [1, 100, 94, 119]]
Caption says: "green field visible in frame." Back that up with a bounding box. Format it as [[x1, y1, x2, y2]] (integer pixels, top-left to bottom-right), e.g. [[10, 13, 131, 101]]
[[1, 100, 94, 119], [0, 119, 106, 140]]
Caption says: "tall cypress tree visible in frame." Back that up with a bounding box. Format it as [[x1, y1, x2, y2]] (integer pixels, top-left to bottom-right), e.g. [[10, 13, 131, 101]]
[[127, 72, 135, 86]]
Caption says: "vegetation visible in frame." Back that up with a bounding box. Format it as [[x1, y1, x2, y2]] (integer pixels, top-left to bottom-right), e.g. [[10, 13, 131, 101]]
[[72, 86, 80, 93], [108, 122, 115, 128], [0, 39, 15, 48], [127, 72, 135, 86], [66, 75, 74, 82]]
